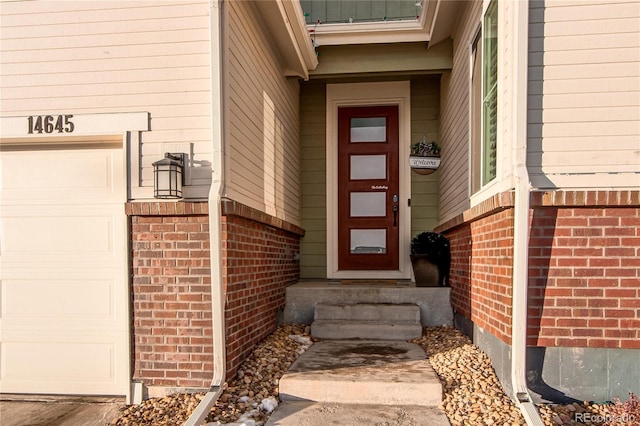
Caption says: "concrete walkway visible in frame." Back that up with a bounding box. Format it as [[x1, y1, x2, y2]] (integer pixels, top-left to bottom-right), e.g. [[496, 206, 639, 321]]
[[267, 340, 450, 426], [267, 402, 450, 426], [0, 396, 124, 426]]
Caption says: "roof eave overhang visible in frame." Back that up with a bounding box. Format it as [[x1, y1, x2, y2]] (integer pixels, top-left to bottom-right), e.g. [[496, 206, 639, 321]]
[[257, 0, 319, 80]]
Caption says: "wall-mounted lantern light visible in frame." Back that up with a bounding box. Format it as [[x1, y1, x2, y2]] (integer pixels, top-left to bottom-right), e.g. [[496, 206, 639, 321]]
[[153, 153, 186, 199]]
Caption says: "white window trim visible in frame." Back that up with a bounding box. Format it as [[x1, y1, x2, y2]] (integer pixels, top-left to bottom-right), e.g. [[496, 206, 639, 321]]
[[468, 0, 509, 207], [325, 81, 411, 280]]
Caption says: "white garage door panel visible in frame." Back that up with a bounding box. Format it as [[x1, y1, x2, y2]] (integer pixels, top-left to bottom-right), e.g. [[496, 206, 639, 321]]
[[1, 212, 118, 256], [2, 277, 118, 322], [0, 149, 123, 204], [1, 332, 127, 395], [0, 146, 128, 396]]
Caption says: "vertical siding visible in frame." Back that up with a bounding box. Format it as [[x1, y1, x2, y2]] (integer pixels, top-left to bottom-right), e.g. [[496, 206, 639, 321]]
[[299, 82, 327, 279], [0, 1, 213, 195], [528, 0, 640, 189], [225, 0, 301, 225], [410, 77, 440, 235], [439, 1, 483, 222]]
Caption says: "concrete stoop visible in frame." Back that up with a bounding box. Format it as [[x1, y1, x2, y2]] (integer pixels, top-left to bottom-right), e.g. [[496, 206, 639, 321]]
[[270, 340, 449, 426], [311, 303, 423, 340], [278, 340, 443, 406]]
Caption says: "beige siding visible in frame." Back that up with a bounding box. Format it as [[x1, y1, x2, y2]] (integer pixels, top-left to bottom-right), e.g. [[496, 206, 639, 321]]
[[528, 0, 640, 188], [410, 77, 440, 236], [299, 83, 327, 279], [224, 0, 301, 225], [440, 0, 530, 222], [0, 1, 214, 197], [439, 1, 483, 222]]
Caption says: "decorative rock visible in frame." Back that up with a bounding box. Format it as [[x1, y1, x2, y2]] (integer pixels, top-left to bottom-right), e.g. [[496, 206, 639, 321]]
[[111, 325, 612, 426]]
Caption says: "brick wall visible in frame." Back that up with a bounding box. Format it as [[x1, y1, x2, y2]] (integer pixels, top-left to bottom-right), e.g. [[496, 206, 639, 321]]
[[222, 211, 301, 378], [127, 200, 303, 389], [528, 206, 640, 349], [447, 208, 514, 344], [440, 190, 640, 350], [127, 202, 213, 389]]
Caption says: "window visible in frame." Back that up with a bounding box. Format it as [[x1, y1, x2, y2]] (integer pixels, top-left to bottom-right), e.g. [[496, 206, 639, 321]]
[[471, 1, 498, 194], [302, 0, 422, 25], [482, 1, 498, 185]]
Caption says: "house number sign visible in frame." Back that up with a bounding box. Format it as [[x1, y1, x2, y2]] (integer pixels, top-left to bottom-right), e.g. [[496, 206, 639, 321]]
[[27, 114, 75, 134]]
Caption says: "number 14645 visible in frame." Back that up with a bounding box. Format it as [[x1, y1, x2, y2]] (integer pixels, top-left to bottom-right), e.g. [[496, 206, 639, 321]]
[[27, 115, 75, 134]]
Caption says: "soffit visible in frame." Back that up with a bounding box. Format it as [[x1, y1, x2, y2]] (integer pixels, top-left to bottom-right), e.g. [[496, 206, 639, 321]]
[[309, 40, 453, 78]]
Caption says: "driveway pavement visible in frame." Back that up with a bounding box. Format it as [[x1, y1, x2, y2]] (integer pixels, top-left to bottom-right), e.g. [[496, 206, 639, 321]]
[[0, 395, 125, 426]]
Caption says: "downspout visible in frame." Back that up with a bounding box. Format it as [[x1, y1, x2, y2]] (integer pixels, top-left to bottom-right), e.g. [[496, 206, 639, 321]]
[[185, 0, 226, 424], [510, 1, 544, 425]]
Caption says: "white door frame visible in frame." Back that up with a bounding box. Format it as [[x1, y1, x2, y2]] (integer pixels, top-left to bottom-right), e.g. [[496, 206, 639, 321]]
[[326, 81, 412, 279]]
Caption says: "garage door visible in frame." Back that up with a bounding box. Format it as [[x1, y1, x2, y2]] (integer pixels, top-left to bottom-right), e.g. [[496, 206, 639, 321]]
[[0, 144, 129, 396]]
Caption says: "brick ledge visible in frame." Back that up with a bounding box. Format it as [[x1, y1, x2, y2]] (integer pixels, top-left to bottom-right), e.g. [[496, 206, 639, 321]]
[[221, 198, 305, 236], [531, 189, 640, 207], [125, 201, 208, 216], [435, 191, 514, 233], [125, 199, 305, 236], [436, 189, 640, 233]]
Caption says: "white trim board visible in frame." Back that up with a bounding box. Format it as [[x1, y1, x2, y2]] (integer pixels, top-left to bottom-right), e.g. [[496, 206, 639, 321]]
[[325, 81, 412, 280], [0, 112, 150, 139]]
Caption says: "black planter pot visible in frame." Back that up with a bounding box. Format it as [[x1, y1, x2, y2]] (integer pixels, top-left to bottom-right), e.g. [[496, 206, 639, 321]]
[[410, 254, 441, 287]]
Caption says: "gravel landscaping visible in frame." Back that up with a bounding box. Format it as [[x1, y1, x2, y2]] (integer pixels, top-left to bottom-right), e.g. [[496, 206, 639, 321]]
[[112, 325, 312, 426], [112, 324, 609, 426], [410, 328, 607, 426]]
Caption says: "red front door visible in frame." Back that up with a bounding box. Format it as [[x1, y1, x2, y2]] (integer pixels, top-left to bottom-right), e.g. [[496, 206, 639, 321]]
[[337, 105, 400, 270]]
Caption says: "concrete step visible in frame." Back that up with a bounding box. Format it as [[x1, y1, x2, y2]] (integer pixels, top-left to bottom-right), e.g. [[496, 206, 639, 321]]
[[314, 303, 420, 322], [311, 319, 422, 340], [266, 402, 451, 426], [283, 282, 453, 327], [278, 340, 443, 407]]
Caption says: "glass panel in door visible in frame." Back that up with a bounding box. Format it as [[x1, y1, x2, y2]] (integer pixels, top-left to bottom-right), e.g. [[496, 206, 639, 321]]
[[350, 155, 387, 180]]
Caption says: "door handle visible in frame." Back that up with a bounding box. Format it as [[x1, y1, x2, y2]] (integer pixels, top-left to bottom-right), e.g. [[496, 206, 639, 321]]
[[392, 205, 398, 227]]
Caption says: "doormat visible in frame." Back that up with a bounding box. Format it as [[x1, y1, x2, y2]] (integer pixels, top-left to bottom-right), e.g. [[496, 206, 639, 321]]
[[340, 280, 401, 286]]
